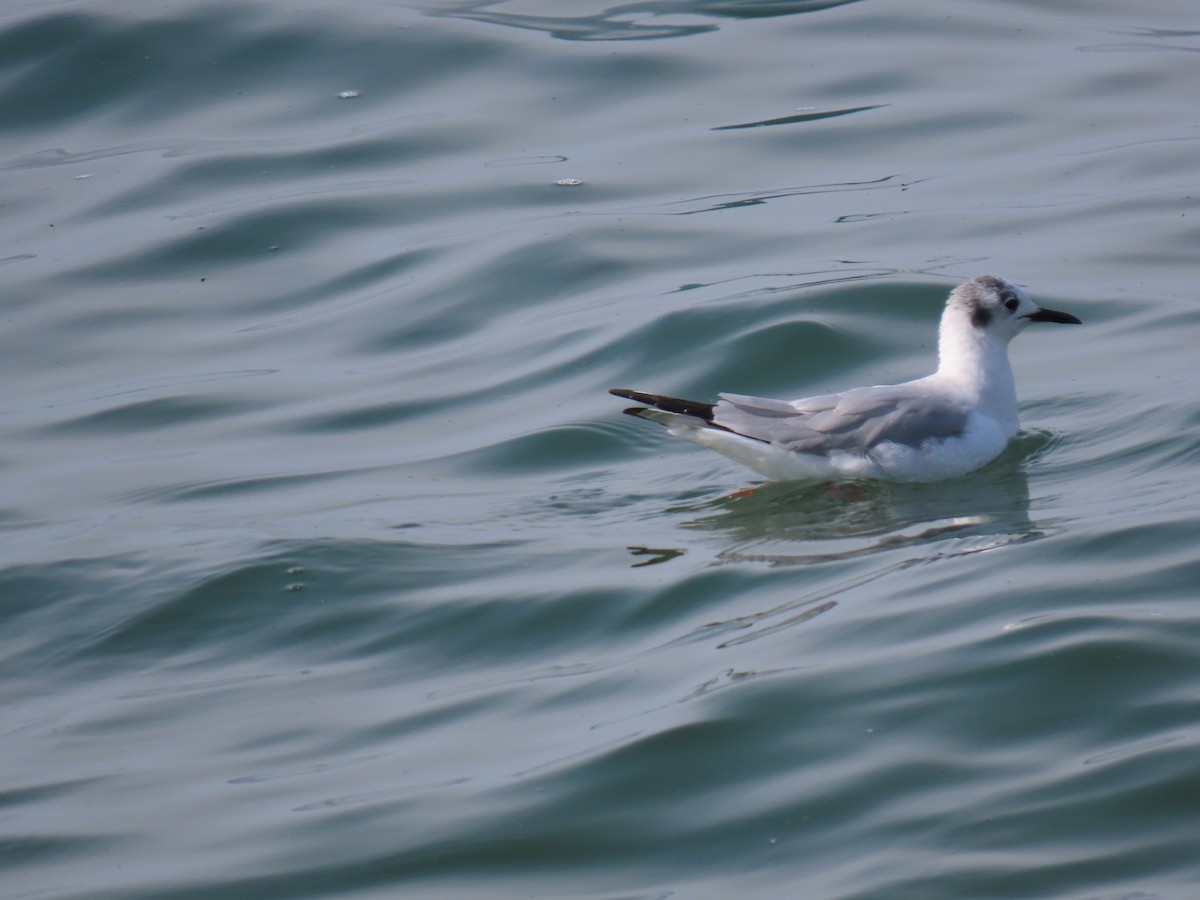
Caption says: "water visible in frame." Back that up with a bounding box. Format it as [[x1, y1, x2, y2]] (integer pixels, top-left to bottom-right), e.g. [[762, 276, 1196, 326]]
[[2, 1, 1199, 897]]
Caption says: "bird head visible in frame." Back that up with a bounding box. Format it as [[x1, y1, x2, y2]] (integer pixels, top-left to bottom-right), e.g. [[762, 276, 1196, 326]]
[[948, 275, 1081, 343]]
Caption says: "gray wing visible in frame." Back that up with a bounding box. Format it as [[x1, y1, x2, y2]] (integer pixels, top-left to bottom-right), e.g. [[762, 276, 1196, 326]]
[[714, 386, 970, 454]]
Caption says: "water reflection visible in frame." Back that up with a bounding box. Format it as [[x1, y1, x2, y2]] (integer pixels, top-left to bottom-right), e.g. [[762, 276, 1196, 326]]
[[627, 434, 1062, 648], [672, 430, 1060, 567]]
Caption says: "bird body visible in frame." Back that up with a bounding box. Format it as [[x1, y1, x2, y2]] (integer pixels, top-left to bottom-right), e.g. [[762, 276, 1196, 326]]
[[611, 276, 1081, 483]]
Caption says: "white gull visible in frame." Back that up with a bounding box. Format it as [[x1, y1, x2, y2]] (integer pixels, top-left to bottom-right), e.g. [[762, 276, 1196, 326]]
[[610, 276, 1081, 483]]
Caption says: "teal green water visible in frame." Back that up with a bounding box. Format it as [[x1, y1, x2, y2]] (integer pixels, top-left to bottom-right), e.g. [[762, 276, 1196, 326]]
[[2, 2, 1199, 898]]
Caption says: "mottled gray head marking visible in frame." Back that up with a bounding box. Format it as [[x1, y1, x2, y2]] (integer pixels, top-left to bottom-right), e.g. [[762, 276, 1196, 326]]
[[957, 275, 1019, 330]]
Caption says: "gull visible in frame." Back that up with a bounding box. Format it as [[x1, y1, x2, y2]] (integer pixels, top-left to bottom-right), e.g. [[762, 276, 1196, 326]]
[[610, 276, 1081, 483]]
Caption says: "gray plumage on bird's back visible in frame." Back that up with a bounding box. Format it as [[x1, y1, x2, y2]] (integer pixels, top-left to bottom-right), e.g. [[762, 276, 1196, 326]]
[[714, 386, 971, 454]]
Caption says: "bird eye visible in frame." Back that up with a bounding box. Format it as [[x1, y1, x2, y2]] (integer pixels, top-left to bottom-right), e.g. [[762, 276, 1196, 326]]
[[1004, 296, 1019, 312]]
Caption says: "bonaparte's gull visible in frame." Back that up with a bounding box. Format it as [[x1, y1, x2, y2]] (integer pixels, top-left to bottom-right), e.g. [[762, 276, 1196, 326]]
[[610, 276, 1081, 483]]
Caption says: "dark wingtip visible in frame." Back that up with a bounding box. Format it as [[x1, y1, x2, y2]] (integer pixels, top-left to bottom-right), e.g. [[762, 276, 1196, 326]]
[[610, 387, 756, 440], [610, 388, 661, 404], [608, 388, 717, 422], [610, 389, 662, 421]]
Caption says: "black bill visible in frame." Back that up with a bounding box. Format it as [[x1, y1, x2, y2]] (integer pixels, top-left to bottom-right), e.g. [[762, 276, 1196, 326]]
[[1026, 306, 1082, 325]]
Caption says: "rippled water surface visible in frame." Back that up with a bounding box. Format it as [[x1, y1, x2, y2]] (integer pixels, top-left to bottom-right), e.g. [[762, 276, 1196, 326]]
[[3, 1, 1199, 897]]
